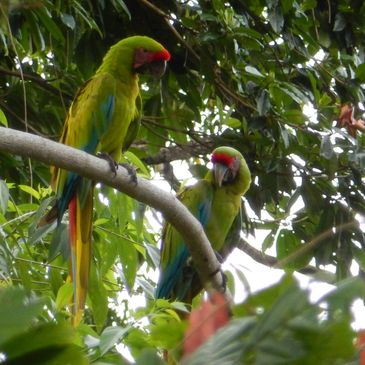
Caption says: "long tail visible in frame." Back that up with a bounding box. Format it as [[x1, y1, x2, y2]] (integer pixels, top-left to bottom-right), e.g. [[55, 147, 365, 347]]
[[68, 187, 93, 326]]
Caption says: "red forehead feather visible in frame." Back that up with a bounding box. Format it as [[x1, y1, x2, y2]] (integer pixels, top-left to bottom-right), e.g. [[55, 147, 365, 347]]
[[152, 49, 171, 61], [211, 152, 235, 166]]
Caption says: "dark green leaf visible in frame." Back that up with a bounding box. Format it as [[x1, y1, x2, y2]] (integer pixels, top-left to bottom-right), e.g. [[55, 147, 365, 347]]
[[268, 6, 284, 33], [355, 63, 365, 82], [333, 13, 346, 32], [60, 13, 76, 30], [256, 90, 270, 116]]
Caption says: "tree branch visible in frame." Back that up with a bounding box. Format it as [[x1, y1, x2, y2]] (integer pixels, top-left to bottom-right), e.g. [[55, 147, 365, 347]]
[[141, 137, 214, 165], [0, 127, 225, 296], [236, 238, 336, 283], [0, 66, 72, 101]]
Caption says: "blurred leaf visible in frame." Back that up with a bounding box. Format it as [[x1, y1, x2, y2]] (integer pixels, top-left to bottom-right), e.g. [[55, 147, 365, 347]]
[[19, 184, 40, 200], [1, 322, 88, 365], [319, 277, 365, 313], [268, 6, 284, 33], [245, 65, 264, 77], [117, 236, 138, 291], [183, 318, 256, 365], [0, 109, 8, 127], [123, 151, 150, 178], [60, 13, 76, 30], [100, 326, 130, 356], [55, 282, 73, 311], [114, 1, 131, 19], [0, 179, 9, 214], [136, 349, 165, 365], [88, 264, 108, 330], [0, 287, 44, 345], [256, 90, 270, 116], [320, 135, 334, 159], [333, 13, 346, 32], [276, 229, 311, 270]]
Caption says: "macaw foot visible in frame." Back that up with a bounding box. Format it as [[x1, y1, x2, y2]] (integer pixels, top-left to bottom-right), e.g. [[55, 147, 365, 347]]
[[97, 152, 118, 176], [119, 162, 137, 185]]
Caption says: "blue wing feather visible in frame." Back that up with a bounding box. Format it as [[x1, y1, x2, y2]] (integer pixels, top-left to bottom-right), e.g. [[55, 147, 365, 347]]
[[155, 181, 213, 300], [57, 94, 115, 223]]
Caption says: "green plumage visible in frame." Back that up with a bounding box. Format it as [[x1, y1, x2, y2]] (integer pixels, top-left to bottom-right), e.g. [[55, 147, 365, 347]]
[[46, 36, 170, 325], [156, 146, 251, 303]]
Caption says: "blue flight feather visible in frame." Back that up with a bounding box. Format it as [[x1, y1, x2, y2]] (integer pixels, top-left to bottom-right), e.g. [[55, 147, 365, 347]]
[[155, 195, 213, 299]]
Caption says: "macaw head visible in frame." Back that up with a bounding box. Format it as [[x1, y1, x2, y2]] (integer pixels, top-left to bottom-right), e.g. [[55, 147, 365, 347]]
[[130, 37, 171, 77], [98, 36, 170, 79], [211, 146, 246, 188]]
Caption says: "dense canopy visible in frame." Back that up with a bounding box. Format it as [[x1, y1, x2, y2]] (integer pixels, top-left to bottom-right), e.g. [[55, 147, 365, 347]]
[[0, 1, 364, 364]]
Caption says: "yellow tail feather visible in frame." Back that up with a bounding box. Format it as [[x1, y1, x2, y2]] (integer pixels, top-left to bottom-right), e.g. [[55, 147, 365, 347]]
[[70, 188, 93, 326]]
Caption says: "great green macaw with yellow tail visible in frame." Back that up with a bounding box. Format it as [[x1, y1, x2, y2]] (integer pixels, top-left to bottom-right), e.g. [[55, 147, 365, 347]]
[[156, 146, 251, 303], [42, 36, 170, 325]]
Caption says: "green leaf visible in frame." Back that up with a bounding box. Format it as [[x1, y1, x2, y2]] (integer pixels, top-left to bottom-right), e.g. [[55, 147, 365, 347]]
[[355, 63, 365, 82], [48, 223, 69, 261], [250, 281, 308, 343], [225, 117, 241, 129], [55, 282, 73, 311], [117, 236, 138, 291], [88, 264, 108, 330], [245, 65, 264, 77], [256, 90, 270, 116], [123, 150, 150, 178], [320, 277, 365, 312], [112, 0, 132, 20], [352, 244, 365, 271], [320, 135, 334, 159], [268, 6, 284, 33], [136, 349, 165, 365], [184, 318, 256, 365], [262, 231, 275, 251], [100, 326, 130, 356], [283, 109, 305, 124], [35, 7, 65, 43], [0, 287, 44, 345], [60, 13, 76, 30], [0, 179, 9, 214], [276, 229, 311, 269], [333, 13, 346, 32], [150, 317, 185, 349], [0, 108, 7, 127], [19, 184, 40, 200], [279, 82, 308, 104]]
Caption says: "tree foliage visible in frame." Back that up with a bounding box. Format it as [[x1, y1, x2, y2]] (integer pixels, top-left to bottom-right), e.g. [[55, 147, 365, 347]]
[[0, 0, 364, 363]]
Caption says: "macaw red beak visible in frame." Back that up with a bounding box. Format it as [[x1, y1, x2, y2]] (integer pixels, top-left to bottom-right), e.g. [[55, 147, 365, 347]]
[[213, 163, 230, 188]]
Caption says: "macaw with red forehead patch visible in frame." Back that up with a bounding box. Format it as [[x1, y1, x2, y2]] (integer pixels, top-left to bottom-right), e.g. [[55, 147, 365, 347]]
[[156, 146, 251, 303], [42, 36, 170, 325]]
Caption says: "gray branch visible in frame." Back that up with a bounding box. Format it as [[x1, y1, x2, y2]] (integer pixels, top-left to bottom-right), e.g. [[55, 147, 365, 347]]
[[0, 127, 225, 295]]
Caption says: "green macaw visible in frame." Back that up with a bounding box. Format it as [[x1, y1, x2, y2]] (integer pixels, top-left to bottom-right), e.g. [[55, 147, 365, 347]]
[[156, 146, 251, 303], [43, 36, 170, 325]]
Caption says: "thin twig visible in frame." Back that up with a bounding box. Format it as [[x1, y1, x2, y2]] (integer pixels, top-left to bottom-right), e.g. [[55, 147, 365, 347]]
[[274, 220, 360, 269]]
